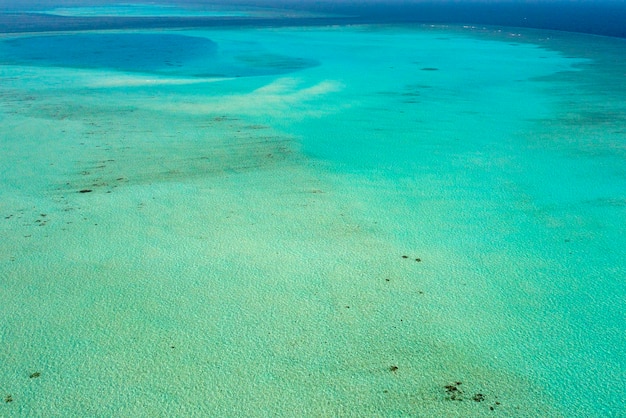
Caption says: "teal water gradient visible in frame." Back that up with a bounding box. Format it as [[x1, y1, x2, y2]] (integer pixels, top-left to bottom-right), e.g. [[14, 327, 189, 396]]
[[0, 23, 624, 417]]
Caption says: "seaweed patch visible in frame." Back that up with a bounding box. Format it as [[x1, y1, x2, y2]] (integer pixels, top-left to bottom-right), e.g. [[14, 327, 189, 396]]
[[444, 381, 463, 401], [444, 382, 500, 410]]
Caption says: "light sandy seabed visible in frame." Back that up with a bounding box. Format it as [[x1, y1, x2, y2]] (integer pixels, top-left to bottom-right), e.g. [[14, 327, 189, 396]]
[[0, 23, 624, 417]]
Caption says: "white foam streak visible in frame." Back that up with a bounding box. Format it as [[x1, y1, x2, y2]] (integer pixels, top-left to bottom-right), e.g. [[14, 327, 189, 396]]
[[88, 75, 232, 88], [171, 78, 345, 119]]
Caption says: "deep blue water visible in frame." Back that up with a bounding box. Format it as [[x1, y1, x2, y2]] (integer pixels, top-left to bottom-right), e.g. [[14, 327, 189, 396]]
[[302, 1, 626, 38], [1, 34, 216, 74], [0, 32, 317, 77], [1, 1, 626, 38]]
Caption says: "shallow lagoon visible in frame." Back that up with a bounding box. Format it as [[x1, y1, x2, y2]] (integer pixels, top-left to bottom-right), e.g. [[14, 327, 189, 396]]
[[0, 12, 624, 417]]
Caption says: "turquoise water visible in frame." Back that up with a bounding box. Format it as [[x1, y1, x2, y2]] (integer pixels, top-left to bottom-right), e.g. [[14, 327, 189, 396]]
[[0, 21, 624, 417]]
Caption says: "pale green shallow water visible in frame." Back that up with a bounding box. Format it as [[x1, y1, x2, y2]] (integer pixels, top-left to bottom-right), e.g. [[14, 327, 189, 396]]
[[0, 23, 624, 417]]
